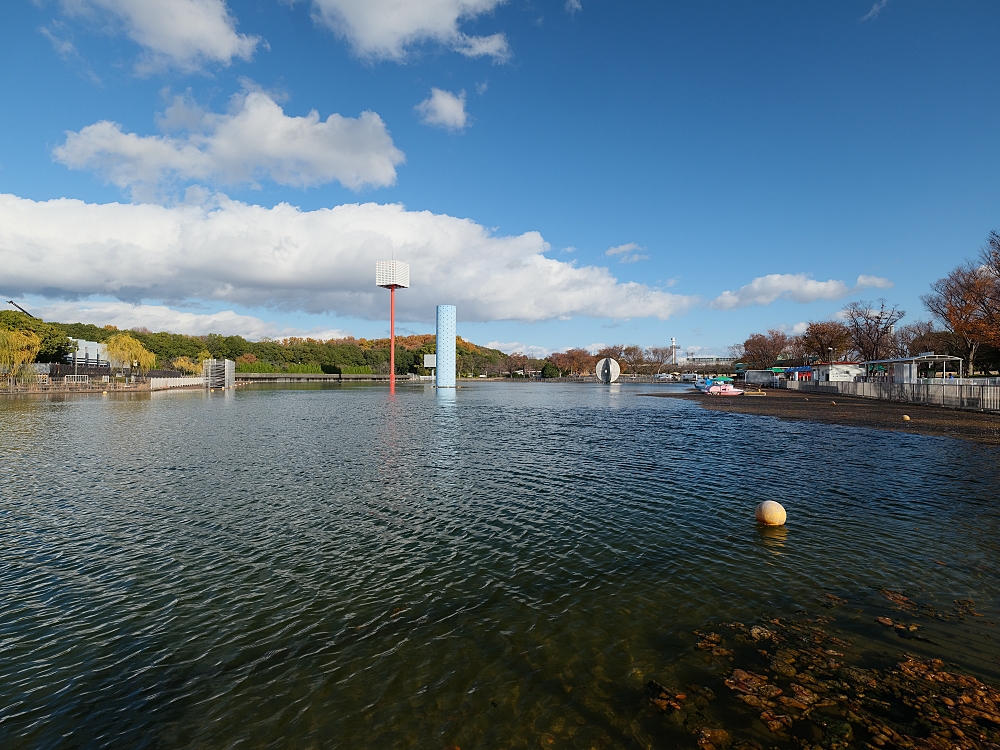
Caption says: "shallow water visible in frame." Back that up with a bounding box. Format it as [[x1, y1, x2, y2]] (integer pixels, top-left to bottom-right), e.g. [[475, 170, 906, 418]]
[[1, 382, 998, 748]]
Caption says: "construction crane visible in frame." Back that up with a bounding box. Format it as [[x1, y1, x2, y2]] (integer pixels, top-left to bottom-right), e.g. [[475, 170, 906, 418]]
[[7, 301, 36, 318]]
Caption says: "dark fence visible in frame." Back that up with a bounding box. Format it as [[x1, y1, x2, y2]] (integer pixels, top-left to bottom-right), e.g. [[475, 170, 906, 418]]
[[49, 364, 183, 379]]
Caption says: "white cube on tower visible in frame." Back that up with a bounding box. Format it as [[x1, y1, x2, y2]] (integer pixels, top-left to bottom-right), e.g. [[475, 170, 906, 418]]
[[375, 260, 410, 289]]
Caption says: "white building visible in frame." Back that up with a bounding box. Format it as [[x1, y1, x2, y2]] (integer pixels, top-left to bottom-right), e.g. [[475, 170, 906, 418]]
[[810, 362, 864, 382], [67, 338, 108, 366]]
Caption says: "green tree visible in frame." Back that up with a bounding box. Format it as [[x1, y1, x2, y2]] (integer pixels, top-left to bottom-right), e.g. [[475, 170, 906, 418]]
[[541, 361, 560, 378], [0, 311, 72, 362]]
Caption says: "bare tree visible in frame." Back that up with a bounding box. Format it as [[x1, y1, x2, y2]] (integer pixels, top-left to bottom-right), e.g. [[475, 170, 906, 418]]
[[894, 321, 938, 357], [647, 346, 675, 371], [620, 345, 646, 373], [842, 299, 905, 362]]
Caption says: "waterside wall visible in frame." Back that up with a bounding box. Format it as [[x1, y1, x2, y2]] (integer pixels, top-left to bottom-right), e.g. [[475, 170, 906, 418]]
[[783, 380, 1000, 412]]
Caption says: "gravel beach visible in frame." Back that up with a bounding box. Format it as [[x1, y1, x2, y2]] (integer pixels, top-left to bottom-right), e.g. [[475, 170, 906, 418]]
[[645, 387, 1000, 446]]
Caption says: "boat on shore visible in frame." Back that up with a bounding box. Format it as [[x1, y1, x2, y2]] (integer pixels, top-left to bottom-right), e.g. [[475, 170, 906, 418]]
[[704, 381, 744, 396]]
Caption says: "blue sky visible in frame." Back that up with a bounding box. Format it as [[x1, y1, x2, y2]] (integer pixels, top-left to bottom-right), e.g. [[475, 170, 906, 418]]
[[1, 0, 998, 357]]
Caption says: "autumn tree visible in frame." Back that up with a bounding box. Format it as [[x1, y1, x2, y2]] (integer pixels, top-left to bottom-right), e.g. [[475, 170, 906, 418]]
[[503, 353, 528, 378], [975, 231, 1000, 346], [553, 348, 596, 375], [105, 333, 156, 374], [920, 263, 992, 373], [595, 344, 625, 362], [799, 321, 854, 361], [739, 330, 789, 369], [842, 299, 905, 362]]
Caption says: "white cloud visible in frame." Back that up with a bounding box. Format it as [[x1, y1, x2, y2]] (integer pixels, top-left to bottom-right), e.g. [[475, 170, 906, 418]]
[[415, 88, 469, 131], [53, 88, 404, 200], [0, 194, 697, 324], [308, 0, 510, 62], [28, 299, 347, 341], [57, 0, 260, 73], [855, 274, 893, 289], [709, 272, 893, 310], [861, 0, 890, 22], [565, 0, 582, 14], [486, 341, 551, 358], [605, 242, 648, 264], [40, 22, 103, 84]]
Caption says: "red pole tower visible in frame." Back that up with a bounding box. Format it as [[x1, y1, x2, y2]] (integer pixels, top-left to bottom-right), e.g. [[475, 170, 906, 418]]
[[389, 286, 396, 391], [376, 260, 410, 393]]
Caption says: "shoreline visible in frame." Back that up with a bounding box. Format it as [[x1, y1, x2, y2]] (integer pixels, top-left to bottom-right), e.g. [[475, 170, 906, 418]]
[[645, 387, 1000, 446]]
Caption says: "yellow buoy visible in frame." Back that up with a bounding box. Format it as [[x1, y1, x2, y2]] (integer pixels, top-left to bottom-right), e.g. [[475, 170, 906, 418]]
[[902, 415, 911, 421], [756, 500, 787, 527], [830, 401, 837, 405]]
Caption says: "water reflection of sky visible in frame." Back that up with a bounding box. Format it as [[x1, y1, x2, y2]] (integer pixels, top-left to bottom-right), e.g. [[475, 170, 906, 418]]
[[0, 382, 997, 748]]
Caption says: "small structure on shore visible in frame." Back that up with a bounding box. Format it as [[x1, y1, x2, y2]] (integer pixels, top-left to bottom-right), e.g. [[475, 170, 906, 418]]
[[436, 305, 456, 389], [862, 353, 963, 383]]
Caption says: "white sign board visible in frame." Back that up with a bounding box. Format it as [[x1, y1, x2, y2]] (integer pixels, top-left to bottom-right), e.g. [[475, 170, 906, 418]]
[[424, 354, 437, 368]]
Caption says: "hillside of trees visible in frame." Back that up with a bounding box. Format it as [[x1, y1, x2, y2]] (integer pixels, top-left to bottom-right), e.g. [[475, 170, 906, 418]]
[[2, 319, 511, 377]]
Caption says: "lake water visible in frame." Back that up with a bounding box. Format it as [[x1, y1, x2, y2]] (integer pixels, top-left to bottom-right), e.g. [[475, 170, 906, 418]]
[[1, 382, 998, 749]]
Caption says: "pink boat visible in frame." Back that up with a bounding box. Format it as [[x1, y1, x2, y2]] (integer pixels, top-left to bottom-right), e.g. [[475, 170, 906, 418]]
[[705, 382, 744, 396]]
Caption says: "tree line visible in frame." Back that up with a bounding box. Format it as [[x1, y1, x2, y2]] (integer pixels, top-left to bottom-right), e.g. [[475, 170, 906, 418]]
[[0, 313, 514, 377], [732, 233, 1000, 373]]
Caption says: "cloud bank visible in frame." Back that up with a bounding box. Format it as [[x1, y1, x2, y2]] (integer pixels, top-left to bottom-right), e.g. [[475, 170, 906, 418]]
[[415, 88, 469, 131], [53, 89, 404, 200], [308, 0, 510, 62], [0, 195, 694, 324], [28, 299, 346, 341], [709, 273, 892, 310], [56, 0, 260, 73]]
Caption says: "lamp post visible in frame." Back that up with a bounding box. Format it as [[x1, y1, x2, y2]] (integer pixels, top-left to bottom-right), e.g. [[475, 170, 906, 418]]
[[375, 260, 410, 393]]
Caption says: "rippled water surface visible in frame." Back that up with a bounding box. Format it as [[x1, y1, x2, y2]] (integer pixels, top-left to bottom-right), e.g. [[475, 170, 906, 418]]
[[2, 382, 999, 749]]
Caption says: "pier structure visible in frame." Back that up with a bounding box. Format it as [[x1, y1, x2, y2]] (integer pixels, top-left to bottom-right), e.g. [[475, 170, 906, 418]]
[[436, 305, 456, 388]]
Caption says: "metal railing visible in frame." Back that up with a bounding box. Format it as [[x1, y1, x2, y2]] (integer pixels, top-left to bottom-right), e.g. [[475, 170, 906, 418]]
[[785, 380, 1000, 412]]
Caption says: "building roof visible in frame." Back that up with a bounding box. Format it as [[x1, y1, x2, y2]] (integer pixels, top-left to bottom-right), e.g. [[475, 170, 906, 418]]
[[861, 353, 962, 366]]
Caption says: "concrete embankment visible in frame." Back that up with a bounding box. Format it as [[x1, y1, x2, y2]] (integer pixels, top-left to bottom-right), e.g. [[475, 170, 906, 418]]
[[235, 372, 408, 383]]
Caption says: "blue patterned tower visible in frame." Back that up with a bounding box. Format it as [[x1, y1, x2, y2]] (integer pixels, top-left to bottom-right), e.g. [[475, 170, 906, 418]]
[[435, 305, 457, 388]]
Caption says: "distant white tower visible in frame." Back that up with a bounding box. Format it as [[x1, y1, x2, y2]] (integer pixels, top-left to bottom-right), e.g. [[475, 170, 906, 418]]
[[436, 305, 456, 388]]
